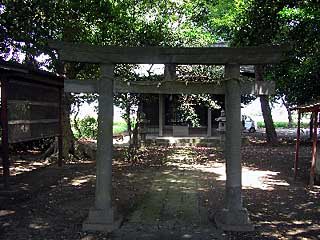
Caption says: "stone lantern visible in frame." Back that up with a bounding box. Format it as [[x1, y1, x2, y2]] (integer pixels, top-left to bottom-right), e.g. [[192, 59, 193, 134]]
[[216, 109, 226, 132]]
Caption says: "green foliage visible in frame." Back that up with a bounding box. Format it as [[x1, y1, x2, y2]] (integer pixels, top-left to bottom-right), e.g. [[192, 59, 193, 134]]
[[257, 121, 309, 129], [73, 116, 98, 139], [271, 2, 320, 106], [73, 117, 127, 140], [0, 0, 176, 69], [231, 0, 320, 106], [176, 0, 248, 45], [0, 0, 177, 148], [2, 0, 318, 132], [113, 121, 127, 135], [176, 101, 200, 127]]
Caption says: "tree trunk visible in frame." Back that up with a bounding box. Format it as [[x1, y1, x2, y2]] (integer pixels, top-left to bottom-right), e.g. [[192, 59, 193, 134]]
[[125, 103, 132, 144], [287, 108, 293, 128], [255, 65, 278, 144], [73, 101, 82, 138], [61, 92, 75, 158], [54, 60, 75, 159], [260, 96, 278, 144], [56, 62, 76, 159], [55, 24, 82, 160], [281, 97, 293, 128], [132, 103, 141, 148], [126, 96, 141, 163]]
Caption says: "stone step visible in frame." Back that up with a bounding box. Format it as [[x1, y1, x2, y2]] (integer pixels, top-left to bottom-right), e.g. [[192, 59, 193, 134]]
[[145, 137, 224, 147], [145, 136, 248, 147]]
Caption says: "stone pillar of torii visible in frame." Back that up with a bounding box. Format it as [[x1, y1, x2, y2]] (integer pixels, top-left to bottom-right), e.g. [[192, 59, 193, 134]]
[[49, 41, 286, 232], [83, 64, 115, 231], [215, 63, 252, 231]]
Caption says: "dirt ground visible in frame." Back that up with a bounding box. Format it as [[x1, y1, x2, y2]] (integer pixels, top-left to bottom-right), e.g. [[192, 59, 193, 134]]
[[0, 136, 319, 240]]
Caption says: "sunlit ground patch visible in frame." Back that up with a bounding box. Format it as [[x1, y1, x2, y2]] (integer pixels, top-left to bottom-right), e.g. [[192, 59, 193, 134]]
[[28, 217, 50, 229], [3, 159, 51, 176], [70, 174, 95, 186], [166, 150, 290, 190], [0, 210, 15, 217]]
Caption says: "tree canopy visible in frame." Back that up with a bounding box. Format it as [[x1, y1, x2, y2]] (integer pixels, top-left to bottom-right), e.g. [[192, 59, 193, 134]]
[[231, 0, 320, 106], [0, 0, 176, 71], [1, 0, 319, 107]]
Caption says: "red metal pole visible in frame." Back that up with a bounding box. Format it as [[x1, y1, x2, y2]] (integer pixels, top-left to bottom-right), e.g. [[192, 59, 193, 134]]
[[58, 87, 63, 167], [1, 77, 10, 189], [310, 111, 318, 187], [294, 110, 301, 179]]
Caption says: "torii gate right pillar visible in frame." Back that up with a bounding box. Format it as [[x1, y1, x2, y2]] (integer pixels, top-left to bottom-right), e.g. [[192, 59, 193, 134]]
[[214, 64, 254, 231]]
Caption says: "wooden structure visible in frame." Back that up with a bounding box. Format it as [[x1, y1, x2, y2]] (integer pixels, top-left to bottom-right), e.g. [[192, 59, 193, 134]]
[[0, 60, 64, 188], [49, 41, 286, 232], [140, 94, 221, 137], [140, 66, 258, 137], [292, 102, 320, 186]]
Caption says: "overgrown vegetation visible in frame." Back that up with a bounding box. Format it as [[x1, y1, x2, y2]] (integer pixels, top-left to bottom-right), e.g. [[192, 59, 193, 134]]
[[72, 117, 127, 140]]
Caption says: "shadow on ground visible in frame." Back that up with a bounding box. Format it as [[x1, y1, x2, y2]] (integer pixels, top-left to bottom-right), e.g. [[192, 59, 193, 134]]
[[0, 144, 319, 239]]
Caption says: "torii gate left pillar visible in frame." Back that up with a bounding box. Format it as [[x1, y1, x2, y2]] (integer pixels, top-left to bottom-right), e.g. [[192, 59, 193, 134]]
[[83, 64, 117, 232], [214, 64, 254, 231]]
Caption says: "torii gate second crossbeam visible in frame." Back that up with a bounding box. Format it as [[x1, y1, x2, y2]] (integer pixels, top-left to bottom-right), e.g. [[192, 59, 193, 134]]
[[49, 41, 286, 232]]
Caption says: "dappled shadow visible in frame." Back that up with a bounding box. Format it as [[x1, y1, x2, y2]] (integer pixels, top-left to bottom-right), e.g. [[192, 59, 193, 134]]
[[113, 147, 225, 239], [114, 145, 319, 239], [0, 157, 51, 177], [233, 144, 319, 239], [241, 144, 316, 185], [143, 145, 320, 240], [1, 145, 319, 239], [237, 185, 320, 240], [0, 146, 174, 240]]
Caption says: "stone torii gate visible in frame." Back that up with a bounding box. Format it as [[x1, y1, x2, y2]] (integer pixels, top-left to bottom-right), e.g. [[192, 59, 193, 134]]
[[49, 41, 285, 232]]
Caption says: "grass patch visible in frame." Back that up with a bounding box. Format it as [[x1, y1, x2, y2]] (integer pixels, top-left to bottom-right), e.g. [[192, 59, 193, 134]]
[[257, 121, 309, 129], [113, 121, 127, 135]]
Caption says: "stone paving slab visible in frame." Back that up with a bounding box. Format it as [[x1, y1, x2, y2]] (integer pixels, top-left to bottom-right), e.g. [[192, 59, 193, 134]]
[[112, 149, 226, 239], [113, 224, 224, 240]]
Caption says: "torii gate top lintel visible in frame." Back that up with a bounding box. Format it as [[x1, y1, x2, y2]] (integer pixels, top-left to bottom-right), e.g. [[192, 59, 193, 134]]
[[49, 41, 286, 65]]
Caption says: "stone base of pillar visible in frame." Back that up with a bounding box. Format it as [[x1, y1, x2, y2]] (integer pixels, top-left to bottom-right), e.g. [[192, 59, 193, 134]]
[[214, 208, 254, 232], [83, 207, 121, 232]]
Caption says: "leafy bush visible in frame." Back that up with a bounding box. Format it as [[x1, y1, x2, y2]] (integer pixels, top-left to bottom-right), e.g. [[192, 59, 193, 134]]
[[72, 117, 127, 139], [257, 121, 265, 128], [274, 122, 289, 128], [73, 116, 98, 139]]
